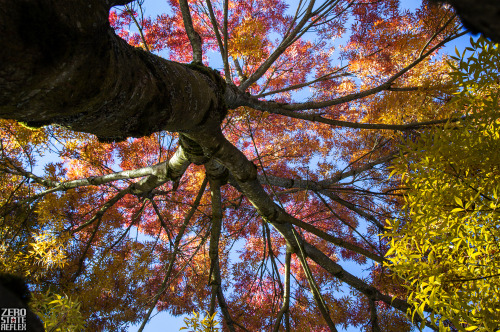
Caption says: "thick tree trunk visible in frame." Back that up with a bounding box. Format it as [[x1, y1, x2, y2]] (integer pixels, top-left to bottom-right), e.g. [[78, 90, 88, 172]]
[[0, 0, 225, 141], [431, 0, 500, 42]]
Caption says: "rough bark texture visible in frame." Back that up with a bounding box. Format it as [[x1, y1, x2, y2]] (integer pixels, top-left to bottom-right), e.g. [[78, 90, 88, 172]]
[[431, 0, 500, 42], [0, 0, 225, 141]]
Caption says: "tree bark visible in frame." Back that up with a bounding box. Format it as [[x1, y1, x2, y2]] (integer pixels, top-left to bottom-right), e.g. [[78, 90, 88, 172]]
[[0, 0, 225, 141], [431, 0, 500, 42]]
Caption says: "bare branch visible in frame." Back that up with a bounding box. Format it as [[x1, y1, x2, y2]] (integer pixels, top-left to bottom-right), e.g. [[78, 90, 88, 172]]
[[315, 192, 382, 255], [281, 212, 385, 262], [233, 57, 247, 82], [238, 0, 317, 91], [71, 187, 131, 233], [291, 227, 338, 331], [107, 199, 147, 251], [253, 152, 394, 191], [273, 248, 291, 332], [125, 3, 150, 52], [149, 197, 174, 247], [258, 70, 351, 98], [1, 146, 190, 201], [265, 222, 284, 295], [369, 300, 381, 332], [205, 0, 231, 81], [207, 175, 238, 332], [232, 94, 461, 130], [71, 217, 103, 282], [419, 13, 457, 58], [179, 0, 203, 63], [278, 32, 466, 111], [223, 0, 230, 80], [322, 192, 385, 230]]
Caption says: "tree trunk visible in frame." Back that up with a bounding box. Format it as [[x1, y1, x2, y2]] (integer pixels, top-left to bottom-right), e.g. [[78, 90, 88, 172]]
[[0, 0, 225, 141], [431, 0, 500, 42]]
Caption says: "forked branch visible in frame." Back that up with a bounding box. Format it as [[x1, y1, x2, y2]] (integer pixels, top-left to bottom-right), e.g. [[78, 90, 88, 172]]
[[187, 129, 437, 330], [228, 32, 467, 131]]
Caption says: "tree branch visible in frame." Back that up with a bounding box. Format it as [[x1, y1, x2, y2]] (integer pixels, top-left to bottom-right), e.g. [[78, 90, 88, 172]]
[[315, 192, 382, 255], [71, 186, 131, 233], [178, 0, 203, 63], [291, 227, 338, 331], [186, 129, 436, 330], [272, 248, 291, 332], [281, 212, 385, 263], [252, 151, 394, 192], [227, 32, 467, 131], [137, 177, 207, 332], [204, 0, 231, 82], [321, 191, 385, 230], [369, 300, 381, 332], [1, 146, 190, 201], [222, 0, 230, 81], [257, 70, 351, 98], [125, 2, 150, 52], [149, 197, 174, 247], [238, 0, 317, 91], [206, 173, 238, 332]]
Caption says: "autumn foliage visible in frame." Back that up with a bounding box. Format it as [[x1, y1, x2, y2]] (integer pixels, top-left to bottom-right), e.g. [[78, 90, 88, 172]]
[[386, 37, 500, 331], [0, 0, 481, 331]]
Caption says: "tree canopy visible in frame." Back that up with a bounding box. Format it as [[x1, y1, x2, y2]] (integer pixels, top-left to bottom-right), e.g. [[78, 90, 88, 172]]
[[386, 36, 500, 331], [0, 0, 487, 331]]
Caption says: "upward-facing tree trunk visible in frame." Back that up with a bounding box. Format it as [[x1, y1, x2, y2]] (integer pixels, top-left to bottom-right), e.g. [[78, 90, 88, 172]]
[[0, 0, 225, 141], [430, 0, 500, 42]]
